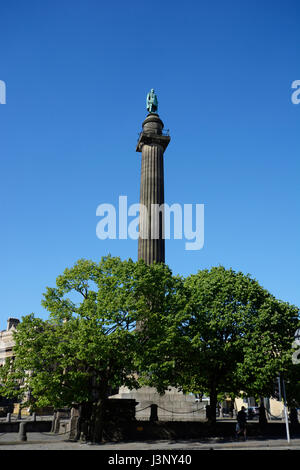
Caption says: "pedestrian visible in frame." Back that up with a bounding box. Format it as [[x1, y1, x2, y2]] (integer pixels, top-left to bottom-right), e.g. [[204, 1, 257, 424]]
[[236, 406, 247, 441]]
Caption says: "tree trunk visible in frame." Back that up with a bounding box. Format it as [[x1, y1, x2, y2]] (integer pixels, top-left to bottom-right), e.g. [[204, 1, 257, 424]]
[[70, 399, 107, 443], [207, 385, 218, 429], [78, 402, 93, 441], [90, 398, 106, 443]]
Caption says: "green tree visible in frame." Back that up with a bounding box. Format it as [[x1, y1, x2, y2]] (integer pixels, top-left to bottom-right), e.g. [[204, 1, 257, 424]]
[[0, 256, 185, 441], [236, 297, 300, 398], [137, 266, 299, 427], [0, 257, 144, 442], [183, 267, 299, 425]]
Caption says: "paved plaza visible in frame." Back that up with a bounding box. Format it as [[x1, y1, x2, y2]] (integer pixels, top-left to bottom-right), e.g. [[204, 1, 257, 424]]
[[0, 432, 299, 450]]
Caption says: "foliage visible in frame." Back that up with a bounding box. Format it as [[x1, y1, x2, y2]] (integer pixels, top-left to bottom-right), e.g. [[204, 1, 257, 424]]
[[137, 266, 300, 425], [0, 257, 144, 440], [0, 259, 299, 434]]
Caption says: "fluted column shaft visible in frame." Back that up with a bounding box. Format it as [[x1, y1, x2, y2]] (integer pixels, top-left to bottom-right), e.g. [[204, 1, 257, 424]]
[[138, 143, 165, 264], [136, 113, 170, 265]]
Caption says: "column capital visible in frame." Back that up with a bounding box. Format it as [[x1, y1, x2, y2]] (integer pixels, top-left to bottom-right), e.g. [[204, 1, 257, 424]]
[[136, 113, 170, 152], [136, 132, 170, 152]]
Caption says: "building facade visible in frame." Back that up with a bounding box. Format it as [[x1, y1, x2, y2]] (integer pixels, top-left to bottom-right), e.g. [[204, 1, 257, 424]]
[[0, 318, 20, 367]]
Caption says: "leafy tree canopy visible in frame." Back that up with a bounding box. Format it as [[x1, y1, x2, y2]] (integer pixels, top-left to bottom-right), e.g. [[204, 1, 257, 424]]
[[137, 266, 300, 424]]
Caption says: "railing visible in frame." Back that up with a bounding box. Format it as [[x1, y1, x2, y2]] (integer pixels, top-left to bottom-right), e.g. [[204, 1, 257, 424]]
[[137, 129, 170, 142]]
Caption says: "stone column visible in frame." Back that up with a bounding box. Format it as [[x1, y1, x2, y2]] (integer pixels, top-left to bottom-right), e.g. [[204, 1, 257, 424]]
[[136, 113, 170, 264]]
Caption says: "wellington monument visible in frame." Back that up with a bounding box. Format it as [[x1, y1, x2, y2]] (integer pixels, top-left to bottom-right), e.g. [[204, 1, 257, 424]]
[[136, 89, 170, 264], [112, 91, 207, 421]]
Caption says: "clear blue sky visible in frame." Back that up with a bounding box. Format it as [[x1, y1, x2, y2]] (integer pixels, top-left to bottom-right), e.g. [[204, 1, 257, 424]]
[[1, 0, 299, 329]]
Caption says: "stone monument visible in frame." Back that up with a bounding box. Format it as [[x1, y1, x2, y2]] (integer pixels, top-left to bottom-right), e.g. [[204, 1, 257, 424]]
[[136, 89, 170, 264], [111, 91, 207, 421]]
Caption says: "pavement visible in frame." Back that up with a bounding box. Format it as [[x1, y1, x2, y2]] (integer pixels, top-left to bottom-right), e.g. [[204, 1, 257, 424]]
[[0, 433, 299, 450]]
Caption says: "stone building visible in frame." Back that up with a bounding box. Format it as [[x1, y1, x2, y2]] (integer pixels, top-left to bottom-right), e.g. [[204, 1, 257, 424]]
[[0, 318, 20, 413], [0, 318, 20, 367]]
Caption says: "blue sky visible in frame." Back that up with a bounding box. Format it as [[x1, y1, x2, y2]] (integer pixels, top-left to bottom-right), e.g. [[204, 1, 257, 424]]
[[0, 0, 299, 329]]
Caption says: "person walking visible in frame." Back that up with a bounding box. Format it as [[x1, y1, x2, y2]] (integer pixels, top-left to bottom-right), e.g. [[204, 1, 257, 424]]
[[236, 406, 247, 441]]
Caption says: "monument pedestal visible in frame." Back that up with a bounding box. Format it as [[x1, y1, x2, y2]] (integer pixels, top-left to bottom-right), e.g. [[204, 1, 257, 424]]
[[110, 386, 208, 422]]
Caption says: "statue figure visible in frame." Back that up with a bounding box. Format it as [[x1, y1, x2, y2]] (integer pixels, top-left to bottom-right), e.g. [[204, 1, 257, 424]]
[[146, 89, 158, 114]]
